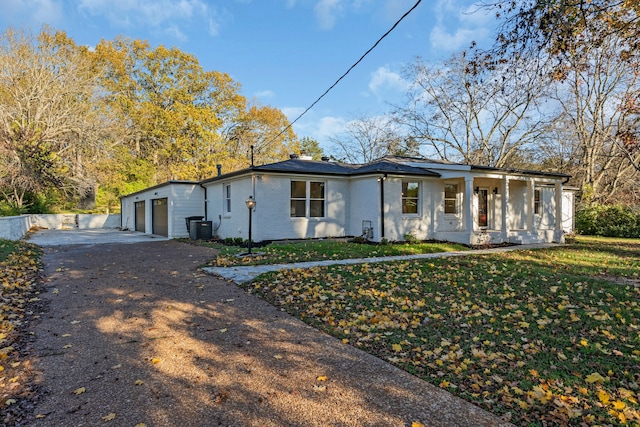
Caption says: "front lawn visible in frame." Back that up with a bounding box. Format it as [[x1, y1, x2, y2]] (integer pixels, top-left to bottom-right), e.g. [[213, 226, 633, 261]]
[[240, 237, 640, 426], [0, 240, 21, 262], [196, 239, 469, 266]]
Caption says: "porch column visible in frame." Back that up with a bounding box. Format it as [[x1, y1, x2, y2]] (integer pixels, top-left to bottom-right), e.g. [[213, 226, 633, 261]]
[[526, 179, 534, 231], [464, 177, 474, 234], [501, 178, 509, 237], [555, 181, 563, 241]]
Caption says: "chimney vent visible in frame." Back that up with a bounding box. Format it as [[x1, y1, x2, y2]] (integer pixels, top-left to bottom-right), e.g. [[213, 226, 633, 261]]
[[321, 156, 330, 162], [290, 154, 299, 159], [216, 164, 222, 176]]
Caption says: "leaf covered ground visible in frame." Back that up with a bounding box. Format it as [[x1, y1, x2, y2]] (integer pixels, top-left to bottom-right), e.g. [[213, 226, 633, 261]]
[[0, 240, 43, 425], [240, 237, 640, 426]]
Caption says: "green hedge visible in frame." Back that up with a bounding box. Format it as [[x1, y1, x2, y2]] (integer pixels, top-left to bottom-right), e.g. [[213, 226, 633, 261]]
[[575, 204, 640, 238]]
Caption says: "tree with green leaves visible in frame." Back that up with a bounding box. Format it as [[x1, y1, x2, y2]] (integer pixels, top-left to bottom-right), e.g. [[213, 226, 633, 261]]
[[299, 137, 326, 160]]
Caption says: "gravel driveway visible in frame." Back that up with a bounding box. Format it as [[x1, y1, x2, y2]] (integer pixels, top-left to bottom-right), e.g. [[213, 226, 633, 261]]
[[30, 238, 511, 426]]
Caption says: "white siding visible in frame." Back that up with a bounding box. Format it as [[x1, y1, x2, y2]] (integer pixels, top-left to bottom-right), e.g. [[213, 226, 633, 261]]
[[205, 177, 254, 241], [120, 183, 204, 238], [204, 174, 349, 242], [348, 177, 380, 240], [562, 190, 575, 233]]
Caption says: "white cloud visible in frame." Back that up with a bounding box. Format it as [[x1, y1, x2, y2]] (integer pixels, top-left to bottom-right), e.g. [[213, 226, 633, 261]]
[[289, 111, 347, 148], [282, 106, 306, 122], [76, 0, 221, 40], [429, 0, 493, 53], [255, 90, 275, 99], [429, 26, 487, 52], [313, 0, 344, 30], [163, 24, 187, 42], [2, 0, 65, 26], [316, 115, 347, 139], [368, 65, 408, 99]]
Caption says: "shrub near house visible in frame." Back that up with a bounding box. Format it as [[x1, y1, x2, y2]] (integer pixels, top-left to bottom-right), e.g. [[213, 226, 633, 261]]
[[576, 204, 640, 238]]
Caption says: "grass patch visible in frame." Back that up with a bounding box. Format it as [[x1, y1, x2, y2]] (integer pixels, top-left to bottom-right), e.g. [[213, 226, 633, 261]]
[[240, 236, 640, 426], [192, 239, 469, 267], [0, 239, 22, 262]]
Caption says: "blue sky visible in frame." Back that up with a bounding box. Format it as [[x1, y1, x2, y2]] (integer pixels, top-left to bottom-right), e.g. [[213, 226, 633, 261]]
[[0, 0, 497, 151]]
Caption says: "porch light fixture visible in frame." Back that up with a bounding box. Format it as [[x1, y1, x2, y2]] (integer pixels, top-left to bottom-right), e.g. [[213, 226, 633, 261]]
[[245, 196, 256, 255], [493, 187, 499, 194], [474, 187, 479, 194]]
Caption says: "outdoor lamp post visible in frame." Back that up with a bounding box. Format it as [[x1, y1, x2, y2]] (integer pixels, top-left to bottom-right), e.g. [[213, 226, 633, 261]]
[[245, 196, 256, 255]]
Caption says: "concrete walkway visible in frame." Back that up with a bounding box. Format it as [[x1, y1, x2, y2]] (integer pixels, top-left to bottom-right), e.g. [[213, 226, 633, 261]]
[[204, 243, 561, 284]]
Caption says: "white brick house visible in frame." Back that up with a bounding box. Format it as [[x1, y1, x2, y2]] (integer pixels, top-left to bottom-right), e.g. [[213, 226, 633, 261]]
[[120, 155, 573, 245]]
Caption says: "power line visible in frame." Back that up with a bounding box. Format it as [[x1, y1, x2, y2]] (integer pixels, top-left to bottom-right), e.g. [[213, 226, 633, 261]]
[[263, 0, 422, 150]]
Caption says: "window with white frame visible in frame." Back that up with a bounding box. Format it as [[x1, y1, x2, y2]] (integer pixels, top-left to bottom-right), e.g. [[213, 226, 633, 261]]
[[290, 180, 325, 218], [444, 183, 458, 214], [224, 184, 231, 214], [534, 189, 541, 215], [402, 181, 419, 214]]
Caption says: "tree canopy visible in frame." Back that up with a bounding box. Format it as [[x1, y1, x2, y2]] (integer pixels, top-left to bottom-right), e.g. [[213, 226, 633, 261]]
[[0, 27, 300, 213]]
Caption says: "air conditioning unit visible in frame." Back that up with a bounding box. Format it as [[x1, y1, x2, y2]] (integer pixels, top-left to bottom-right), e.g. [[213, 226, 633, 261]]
[[189, 220, 212, 240]]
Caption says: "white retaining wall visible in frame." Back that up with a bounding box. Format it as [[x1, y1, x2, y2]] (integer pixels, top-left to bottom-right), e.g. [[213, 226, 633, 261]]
[[0, 215, 33, 241], [0, 214, 121, 241]]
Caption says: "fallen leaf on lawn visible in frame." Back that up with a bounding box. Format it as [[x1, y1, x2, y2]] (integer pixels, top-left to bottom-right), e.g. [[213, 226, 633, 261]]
[[0, 346, 14, 355], [273, 354, 283, 360], [391, 343, 403, 352], [151, 358, 161, 364], [316, 375, 328, 381], [35, 414, 47, 419], [612, 400, 626, 410], [135, 424, 147, 427], [5, 399, 16, 405], [73, 387, 86, 395], [62, 334, 72, 337], [219, 328, 228, 333], [70, 320, 80, 324], [62, 344, 73, 349], [111, 364, 122, 369], [412, 422, 426, 427], [313, 384, 326, 392], [585, 372, 606, 383], [102, 413, 116, 421], [134, 380, 144, 386]]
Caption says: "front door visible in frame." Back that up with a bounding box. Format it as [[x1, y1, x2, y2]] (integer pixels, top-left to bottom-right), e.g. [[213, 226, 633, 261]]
[[478, 189, 488, 228]]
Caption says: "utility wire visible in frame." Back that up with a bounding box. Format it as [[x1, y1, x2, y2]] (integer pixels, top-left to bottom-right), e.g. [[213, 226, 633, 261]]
[[262, 0, 422, 150]]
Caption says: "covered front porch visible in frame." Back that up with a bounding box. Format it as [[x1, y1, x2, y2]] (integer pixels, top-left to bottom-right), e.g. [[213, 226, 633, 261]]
[[435, 173, 566, 246]]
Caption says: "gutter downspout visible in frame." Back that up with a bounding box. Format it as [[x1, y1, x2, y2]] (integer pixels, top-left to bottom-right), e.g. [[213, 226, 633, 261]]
[[199, 183, 208, 221], [379, 174, 387, 240]]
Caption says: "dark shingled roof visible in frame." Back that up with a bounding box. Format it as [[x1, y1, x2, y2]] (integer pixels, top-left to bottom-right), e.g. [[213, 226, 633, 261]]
[[200, 157, 440, 184], [195, 155, 571, 185]]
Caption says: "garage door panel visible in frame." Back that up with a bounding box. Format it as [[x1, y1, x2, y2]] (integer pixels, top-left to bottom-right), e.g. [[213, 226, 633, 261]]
[[135, 201, 145, 232], [152, 198, 168, 237]]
